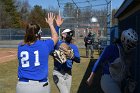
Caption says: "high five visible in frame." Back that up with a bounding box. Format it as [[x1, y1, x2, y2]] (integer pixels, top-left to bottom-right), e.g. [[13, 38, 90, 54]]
[[16, 13, 58, 93]]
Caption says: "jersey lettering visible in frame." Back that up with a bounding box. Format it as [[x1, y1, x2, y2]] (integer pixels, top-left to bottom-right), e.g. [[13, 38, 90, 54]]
[[20, 51, 29, 67], [20, 50, 40, 67], [34, 50, 40, 66]]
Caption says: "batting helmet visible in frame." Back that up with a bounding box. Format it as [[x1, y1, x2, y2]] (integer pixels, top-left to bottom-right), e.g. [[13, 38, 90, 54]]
[[121, 28, 138, 51]]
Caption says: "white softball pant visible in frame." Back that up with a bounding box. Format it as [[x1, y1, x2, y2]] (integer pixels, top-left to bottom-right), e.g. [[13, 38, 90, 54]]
[[16, 80, 50, 93], [101, 74, 121, 93], [53, 70, 72, 93]]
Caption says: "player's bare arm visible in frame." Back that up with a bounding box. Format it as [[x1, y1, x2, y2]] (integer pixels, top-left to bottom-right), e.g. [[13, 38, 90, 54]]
[[86, 72, 95, 86], [45, 12, 58, 45]]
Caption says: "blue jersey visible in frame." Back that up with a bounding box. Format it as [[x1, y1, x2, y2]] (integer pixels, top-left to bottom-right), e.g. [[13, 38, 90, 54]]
[[92, 44, 120, 74], [17, 39, 54, 80], [54, 40, 80, 71]]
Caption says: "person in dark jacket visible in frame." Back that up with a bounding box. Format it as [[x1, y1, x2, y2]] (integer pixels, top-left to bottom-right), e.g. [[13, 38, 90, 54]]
[[84, 32, 94, 58]]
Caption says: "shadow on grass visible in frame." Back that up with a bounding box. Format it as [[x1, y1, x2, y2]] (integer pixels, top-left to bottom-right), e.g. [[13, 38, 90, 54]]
[[77, 58, 103, 93]]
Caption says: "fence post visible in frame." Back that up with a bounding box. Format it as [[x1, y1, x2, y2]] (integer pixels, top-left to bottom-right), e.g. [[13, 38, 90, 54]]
[[10, 28, 12, 40]]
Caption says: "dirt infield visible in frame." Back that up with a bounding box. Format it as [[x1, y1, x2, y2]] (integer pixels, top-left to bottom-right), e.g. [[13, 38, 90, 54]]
[[0, 48, 17, 63]]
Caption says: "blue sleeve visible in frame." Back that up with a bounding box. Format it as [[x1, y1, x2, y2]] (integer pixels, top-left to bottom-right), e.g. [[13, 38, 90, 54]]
[[54, 40, 62, 50], [92, 45, 114, 73], [55, 26, 60, 35], [45, 39, 54, 53], [53, 26, 60, 51], [72, 45, 80, 63]]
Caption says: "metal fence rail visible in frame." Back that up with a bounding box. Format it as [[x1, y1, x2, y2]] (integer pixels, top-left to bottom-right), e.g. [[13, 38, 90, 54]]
[[0, 28, 51, 48], [0, 28, 108, 48]]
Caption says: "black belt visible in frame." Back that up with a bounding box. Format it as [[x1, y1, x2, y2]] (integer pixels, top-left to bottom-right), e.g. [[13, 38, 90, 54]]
[[54, 67, 72, 75], [19, 78, 48, 82]]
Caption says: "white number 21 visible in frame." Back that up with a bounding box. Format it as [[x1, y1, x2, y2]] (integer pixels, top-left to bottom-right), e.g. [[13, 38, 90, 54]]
[[20, 50, 40, 67]]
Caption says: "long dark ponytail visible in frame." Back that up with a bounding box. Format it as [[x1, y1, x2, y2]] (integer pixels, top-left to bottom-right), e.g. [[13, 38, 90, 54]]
[[24, 24, 41, 45]]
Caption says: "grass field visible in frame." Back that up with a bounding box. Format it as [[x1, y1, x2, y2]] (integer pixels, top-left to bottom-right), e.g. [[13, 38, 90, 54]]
[[0, 48, 103, 93]]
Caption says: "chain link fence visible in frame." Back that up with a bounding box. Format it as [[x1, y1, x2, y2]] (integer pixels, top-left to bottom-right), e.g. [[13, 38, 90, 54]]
[[0, 27, 108, 48], [0, 28, 51, 48]]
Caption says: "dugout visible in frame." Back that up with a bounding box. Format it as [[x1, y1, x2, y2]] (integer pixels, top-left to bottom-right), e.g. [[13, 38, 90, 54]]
[[115, 0, 140, 92]]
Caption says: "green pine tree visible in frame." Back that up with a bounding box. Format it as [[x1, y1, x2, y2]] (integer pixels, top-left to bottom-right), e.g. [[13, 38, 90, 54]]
[[3, 0, 20, 28]]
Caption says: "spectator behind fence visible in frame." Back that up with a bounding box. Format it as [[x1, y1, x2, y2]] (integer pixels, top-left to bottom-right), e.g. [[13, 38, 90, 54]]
[[84, 32, 94, 58]]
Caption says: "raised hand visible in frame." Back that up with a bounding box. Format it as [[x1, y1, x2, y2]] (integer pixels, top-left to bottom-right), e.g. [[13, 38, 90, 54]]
[[55, 15, 64, 26], [45, 12, 58, 45], [45, 12, 55, 26]]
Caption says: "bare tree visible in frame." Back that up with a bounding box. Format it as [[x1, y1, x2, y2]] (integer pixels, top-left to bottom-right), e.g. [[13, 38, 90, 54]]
[[15, 0, 31, 28]]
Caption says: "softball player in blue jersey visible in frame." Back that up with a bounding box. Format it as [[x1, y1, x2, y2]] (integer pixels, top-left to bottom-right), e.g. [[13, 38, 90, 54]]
[[86, 29, 138, 93], [53, 21, 80, 93], [16, 13, 58, 93]]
